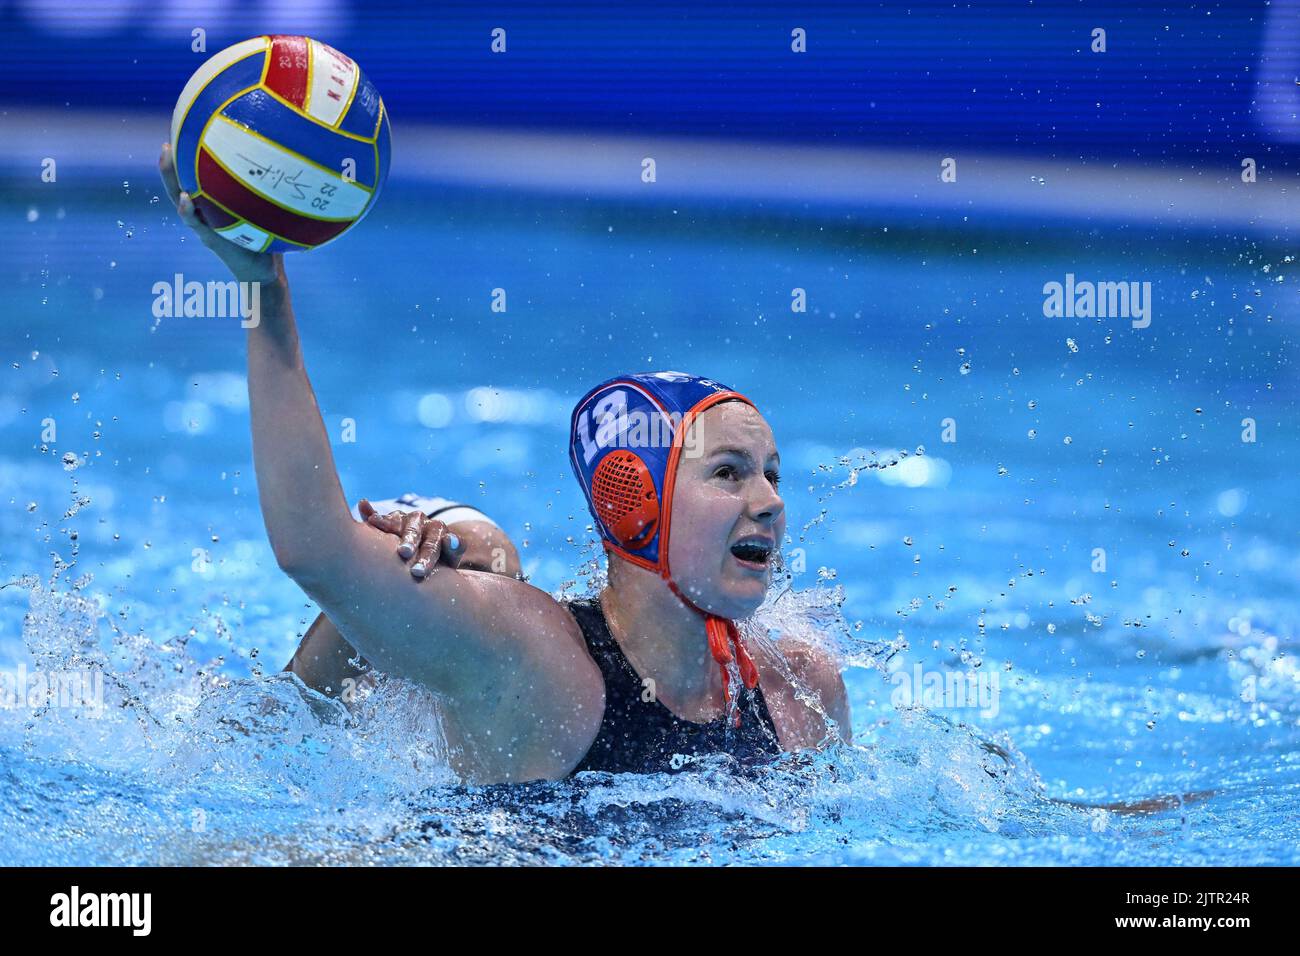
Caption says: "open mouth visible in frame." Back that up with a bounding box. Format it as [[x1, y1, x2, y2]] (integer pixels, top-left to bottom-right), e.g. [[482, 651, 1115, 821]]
[[729, 537, 774, 569]]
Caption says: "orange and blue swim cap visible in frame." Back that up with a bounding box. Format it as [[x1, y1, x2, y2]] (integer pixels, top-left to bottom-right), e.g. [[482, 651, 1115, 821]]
[[569, 371, 755, 574]]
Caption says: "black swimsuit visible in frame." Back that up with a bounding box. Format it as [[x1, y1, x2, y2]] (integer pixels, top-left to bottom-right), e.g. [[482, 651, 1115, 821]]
[[564, 595, 783, 775]]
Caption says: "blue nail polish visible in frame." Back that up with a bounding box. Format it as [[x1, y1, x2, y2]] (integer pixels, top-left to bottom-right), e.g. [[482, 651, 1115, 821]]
[[448, 534, 461, 551]]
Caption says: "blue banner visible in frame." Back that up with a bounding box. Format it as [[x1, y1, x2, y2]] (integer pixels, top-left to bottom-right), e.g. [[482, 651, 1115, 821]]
[[0, 0, 1295, 162]]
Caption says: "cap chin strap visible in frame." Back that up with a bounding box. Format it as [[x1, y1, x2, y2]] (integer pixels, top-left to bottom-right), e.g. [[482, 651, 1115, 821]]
[[662, 574, 760, 728]]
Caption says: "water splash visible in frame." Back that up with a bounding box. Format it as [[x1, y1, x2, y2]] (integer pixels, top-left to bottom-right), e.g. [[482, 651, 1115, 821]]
[[2, 521, 1292, 866]]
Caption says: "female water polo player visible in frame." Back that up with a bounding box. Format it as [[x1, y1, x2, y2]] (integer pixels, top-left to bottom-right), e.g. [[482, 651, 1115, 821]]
[[160, 144, 850, 784]]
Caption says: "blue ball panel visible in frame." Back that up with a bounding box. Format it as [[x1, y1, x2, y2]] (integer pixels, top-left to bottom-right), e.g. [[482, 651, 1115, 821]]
[[263, 236, 311, 253], [374, 107, 392, 196], [220, 87, 378, 188], [338, 75, 383, 139], [173, 50, 267, 195]]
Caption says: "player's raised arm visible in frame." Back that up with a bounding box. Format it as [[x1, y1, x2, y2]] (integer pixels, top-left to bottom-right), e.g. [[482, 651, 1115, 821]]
[[158, 144, 603, 782]]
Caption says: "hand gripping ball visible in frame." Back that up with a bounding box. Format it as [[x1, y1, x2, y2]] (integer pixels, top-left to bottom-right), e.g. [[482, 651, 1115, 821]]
[[170, 35, 391, 253]]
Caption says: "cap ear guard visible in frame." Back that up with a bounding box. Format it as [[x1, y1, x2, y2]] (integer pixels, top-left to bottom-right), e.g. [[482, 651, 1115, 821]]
[[591, 449, 660, 550]]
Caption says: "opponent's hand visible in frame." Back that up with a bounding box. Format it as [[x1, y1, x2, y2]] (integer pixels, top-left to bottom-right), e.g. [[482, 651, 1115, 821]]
[[157, 141, 283, 286], [358, 499, 466, 579]]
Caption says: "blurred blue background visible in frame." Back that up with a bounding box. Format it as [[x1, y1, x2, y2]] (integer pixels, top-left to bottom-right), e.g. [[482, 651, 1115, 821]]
[[1, 0, 1297, 161]]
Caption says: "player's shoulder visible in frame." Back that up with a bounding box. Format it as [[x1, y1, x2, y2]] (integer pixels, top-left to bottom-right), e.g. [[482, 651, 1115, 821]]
[[754, 632, 842, 695]]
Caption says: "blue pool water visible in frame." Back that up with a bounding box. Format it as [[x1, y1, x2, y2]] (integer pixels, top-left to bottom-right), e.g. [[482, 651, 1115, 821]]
[[0, 173, 1297, 865]]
